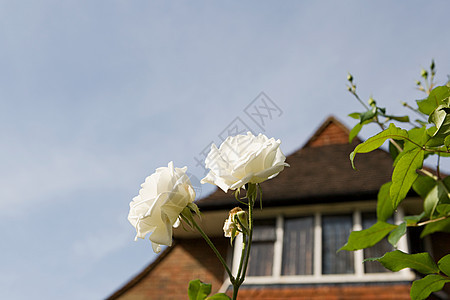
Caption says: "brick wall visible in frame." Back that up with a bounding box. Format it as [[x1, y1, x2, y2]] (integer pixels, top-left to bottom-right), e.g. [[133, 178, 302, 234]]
[[308, 122, 349, 147], [115, 238, 228, 300], [233, 284, 411, 299]]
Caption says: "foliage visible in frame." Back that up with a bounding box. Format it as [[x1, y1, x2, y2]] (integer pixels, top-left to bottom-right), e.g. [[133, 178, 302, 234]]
[[188, 279, 231, 300], [345, 61, 450, 299]]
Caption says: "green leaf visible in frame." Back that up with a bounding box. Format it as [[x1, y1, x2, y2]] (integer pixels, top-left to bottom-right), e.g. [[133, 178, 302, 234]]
[[424, 185, 440, 218], [437, 204, 450, 216], [404, 127, 427, 152], [339, 221, 397, 251], [348, 112, 360, 119], [389, 115, 410, 122], [188, 279, 212, 300], [413, 175, 437, 199], [366, 250, 439, 274], [404, 212, 426, 226], [349, 123, 362, 143], [388, 140, 404, 161], [424, 183, 449, 217], [377, 182, 394, 222], [428, 106, 450, 146], [390, 148, 424, 208], [411, 275, 450, 300], [445, 135, 450, 149], [206, 293, 232, 300], [421, 217, 450, 237], [416, 85, 450, 115], [359, 106, 377, 123], [350, 123, 409, 169], [438, 254, 450, 277], [388, 222, 406, 247]]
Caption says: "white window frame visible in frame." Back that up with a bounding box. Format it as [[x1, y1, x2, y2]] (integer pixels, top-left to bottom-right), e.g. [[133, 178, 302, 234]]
[[227, 201, 415, 286]]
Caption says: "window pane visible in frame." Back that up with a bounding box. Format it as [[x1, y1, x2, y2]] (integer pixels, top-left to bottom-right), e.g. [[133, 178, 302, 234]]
[[282, 216, 314, 275], [252, 219, 276, 242], [247, 242, 274, 276], [322, 214, 354, 274], [247, 219, 276, 276], [362, 212, 393, 273]]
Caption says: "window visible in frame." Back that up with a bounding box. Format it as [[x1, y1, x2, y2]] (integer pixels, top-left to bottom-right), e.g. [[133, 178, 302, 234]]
[[322, 214, 354, 274], [282, 216, 314, 276], [247, 219, 276, 276], [231, 204, 414, 285]]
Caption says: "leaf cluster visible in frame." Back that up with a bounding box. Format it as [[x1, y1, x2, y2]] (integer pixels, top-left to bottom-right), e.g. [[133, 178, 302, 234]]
[[345, 61, 450, 298]]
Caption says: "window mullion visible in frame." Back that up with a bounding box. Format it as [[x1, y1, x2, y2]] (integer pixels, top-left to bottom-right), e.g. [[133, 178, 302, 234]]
[[314, 212, 322, 277], [272, 214, 283, 278], [353, 210, 364, 276]]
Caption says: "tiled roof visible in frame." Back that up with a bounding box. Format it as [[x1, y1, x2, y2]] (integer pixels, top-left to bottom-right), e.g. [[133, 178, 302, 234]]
[[196, 116, 393, 211]]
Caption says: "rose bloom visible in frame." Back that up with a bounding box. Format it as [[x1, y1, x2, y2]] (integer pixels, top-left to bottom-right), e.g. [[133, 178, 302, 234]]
[[201, 132, 289, 192], [128, 162, 195, 253]]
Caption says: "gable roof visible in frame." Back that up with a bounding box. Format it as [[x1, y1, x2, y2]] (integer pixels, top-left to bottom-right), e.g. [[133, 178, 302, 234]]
[[196, 116, 393, 211]]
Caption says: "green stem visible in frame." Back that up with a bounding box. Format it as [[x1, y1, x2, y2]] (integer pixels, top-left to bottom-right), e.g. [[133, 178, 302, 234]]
[[231, 184, 257, 299], [191, 217, 234, 280], [416, 215, 449, 227], [240, 195, 254, 283]]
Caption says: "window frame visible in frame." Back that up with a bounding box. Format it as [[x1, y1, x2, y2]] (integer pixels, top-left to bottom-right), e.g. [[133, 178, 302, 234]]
[[230, 201, 416, 285]]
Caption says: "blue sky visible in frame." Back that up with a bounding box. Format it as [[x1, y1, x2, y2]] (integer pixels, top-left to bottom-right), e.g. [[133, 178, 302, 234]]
[[1, 1, 449, 299]]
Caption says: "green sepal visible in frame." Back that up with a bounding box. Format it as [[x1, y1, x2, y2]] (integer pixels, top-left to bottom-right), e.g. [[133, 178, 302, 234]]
[[188, 202, 202, 218], [339, 221, 397, 251], [180, 207, 195, 228], [410, 275, 450, 300]]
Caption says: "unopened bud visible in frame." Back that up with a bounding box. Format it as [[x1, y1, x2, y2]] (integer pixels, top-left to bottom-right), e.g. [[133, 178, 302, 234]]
[[416, 80, 421, 86], [368, 97, 376, 106], [235, 211, 248, 232], [347, 73, 353, 82], [421, 68, 428, 79], [401, 101, 407, 107], [430, 59, 435, 71]]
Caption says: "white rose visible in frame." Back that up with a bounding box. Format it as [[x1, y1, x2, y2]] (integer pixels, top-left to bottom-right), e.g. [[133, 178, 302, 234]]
[[128, 161, 195, 253], [201, 132, 289, 192]]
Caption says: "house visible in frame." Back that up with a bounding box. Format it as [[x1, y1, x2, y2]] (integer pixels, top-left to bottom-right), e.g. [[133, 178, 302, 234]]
[[107, 116, 449, 300]]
